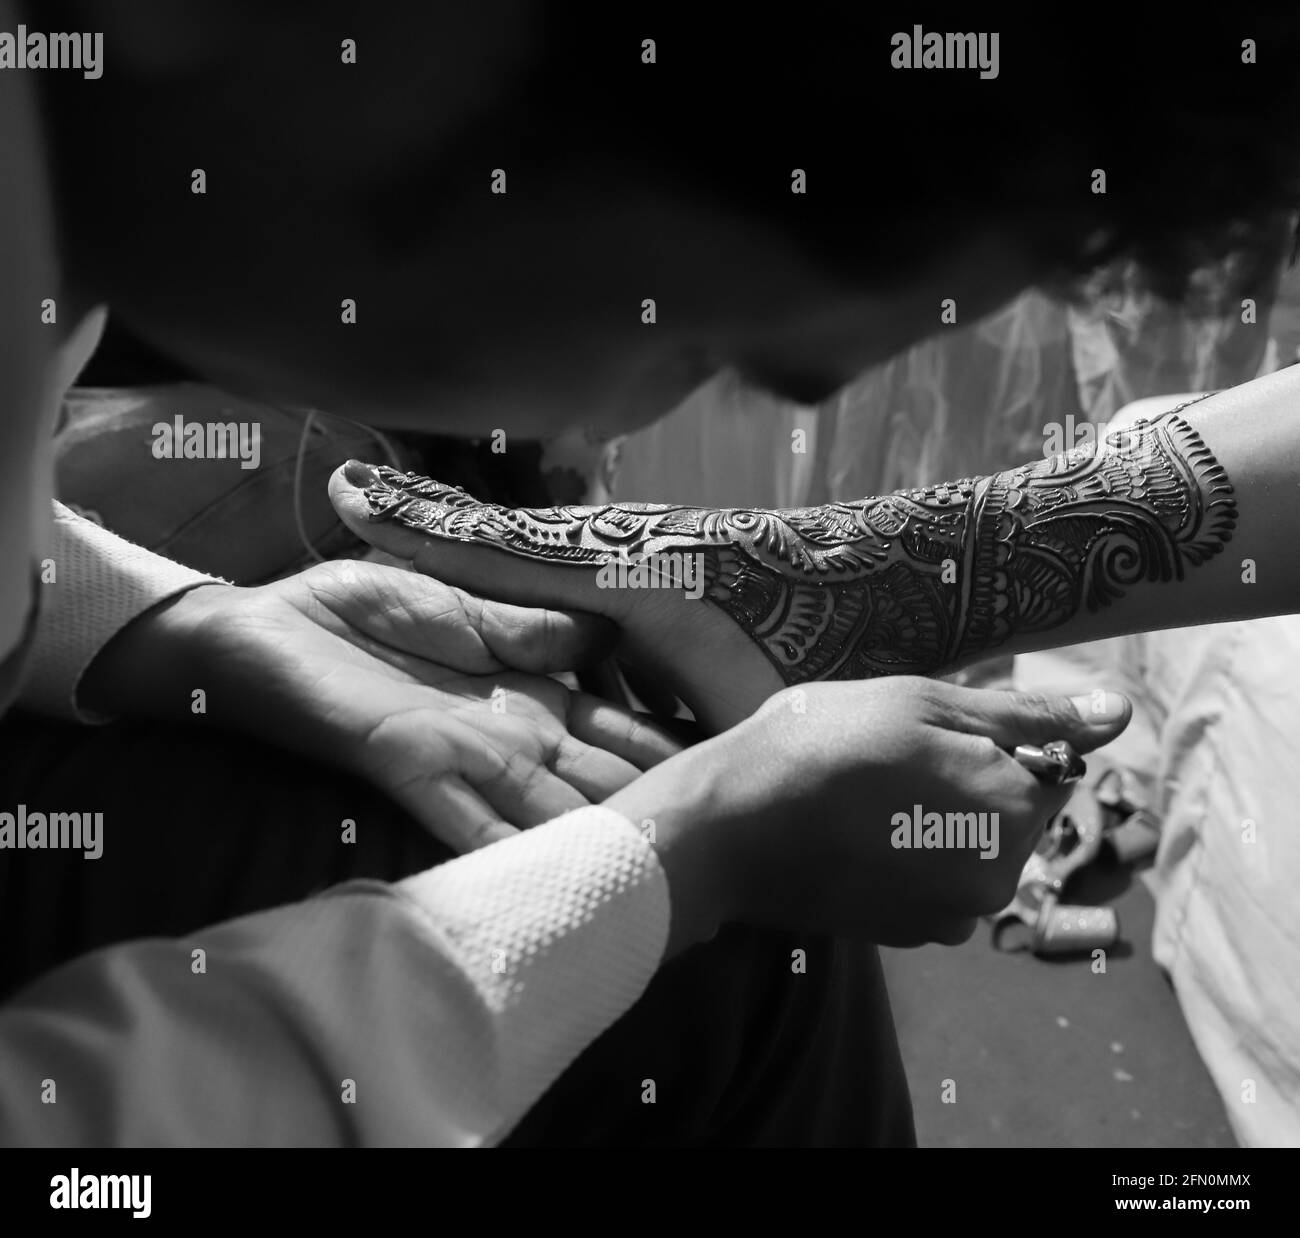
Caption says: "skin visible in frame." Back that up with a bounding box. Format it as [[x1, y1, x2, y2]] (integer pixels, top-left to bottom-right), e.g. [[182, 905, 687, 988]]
[[331, 368, 1300, 736], [609, 679, 1131, 955], [80, 560, 682, 852], [341, 408, 1235, 692]]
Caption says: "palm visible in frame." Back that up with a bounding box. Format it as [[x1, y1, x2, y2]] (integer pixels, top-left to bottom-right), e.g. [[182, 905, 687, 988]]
[[191, 560, 678, 849]]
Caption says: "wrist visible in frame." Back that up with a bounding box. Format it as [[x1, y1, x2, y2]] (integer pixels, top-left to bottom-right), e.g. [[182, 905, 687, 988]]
[[79, 581, 234, 717], [605, 729, 749, 958]]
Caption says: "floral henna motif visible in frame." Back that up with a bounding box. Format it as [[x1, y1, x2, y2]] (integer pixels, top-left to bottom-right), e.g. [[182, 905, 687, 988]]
[[358, 407, 1236, 684]]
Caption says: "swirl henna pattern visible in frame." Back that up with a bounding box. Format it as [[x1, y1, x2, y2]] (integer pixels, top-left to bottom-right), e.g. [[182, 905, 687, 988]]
[[358, 408, 1236, 685]]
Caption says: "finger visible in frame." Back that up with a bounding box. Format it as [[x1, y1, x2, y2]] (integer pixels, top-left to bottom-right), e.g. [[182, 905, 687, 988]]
[[945, 685, 1132, 753], [567, 692, 684, 770], [330, 461, 435, 561], [329, 461, 615, 618], [476, 763, 591, 830], [550, 736, 645, 801], [324, 566, 511, 675], [389, 774, 519, 853], [476, 597, 617, 674], [330, 461, 510, 598], [316, 556, 618, 678], [964, 731, 1078, 812], [364, 579, 616, 677], [989, 748, 1079, 865], [1013, 771, 1077, 822], [946, 731, 1075, 848]]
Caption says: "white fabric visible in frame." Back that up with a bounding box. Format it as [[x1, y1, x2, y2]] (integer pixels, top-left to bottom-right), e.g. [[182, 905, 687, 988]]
[[20, 502, 224, 721], [0, 805, 669, 1146], [1015, 624, 1300, 1147], [1139, 620, 1300, 1147]]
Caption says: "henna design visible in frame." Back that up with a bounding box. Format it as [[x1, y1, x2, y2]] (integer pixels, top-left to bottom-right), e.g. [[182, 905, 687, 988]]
[[357, 406, 1236, 685]]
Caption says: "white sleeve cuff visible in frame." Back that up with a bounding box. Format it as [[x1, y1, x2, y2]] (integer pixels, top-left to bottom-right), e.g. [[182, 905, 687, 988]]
[[393, 805, 669, 1140], [20, 502, 225, 722]]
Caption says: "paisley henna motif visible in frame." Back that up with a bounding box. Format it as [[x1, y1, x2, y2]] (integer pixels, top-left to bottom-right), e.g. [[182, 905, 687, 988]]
[[358, 406, 1236, 684]]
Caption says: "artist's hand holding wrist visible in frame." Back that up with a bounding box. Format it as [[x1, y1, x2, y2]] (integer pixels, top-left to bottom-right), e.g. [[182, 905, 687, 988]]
[[81, 559, 682, 850], [608, 677, 1131, 953]]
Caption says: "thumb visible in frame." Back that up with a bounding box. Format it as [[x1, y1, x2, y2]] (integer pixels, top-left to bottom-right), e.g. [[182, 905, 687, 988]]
[[310, 560, 616, 675], [952, 686, 1132, 753], [476, 596, 618, 674]]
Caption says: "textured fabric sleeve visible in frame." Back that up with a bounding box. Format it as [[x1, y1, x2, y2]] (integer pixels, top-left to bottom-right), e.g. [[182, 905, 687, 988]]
[[20, 502, 225, 722], [392, 806, 666, 1139], [0, 806, 669, 1147]]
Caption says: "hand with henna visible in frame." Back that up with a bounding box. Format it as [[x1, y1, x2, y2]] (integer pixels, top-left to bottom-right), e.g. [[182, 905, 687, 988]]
[[331, 372, 1300, 733]]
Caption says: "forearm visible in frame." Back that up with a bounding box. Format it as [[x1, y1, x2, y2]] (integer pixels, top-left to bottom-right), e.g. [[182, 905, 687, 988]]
[[76, 579, 231, 719], [915, 368, 1300, 674], [606, 734, 740, 957], [725, 367, 1300, 683], [347, 369, 1300, 697]]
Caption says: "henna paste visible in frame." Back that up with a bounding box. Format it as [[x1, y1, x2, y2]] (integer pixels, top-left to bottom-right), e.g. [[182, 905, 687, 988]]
[[359, 405, 1236, 684]]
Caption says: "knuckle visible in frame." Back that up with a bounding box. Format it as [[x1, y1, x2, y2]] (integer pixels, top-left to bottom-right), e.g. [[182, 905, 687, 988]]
[[883, 676, 933, 708], [966, 733, 1001, 762], [622, 709, 650, 752], [465, 812, 499, 850], [531, 608, 560, 659], [1020, 691, 1074, 732]]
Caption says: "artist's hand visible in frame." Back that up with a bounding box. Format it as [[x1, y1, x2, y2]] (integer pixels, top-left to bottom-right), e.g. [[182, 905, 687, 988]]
[[82, 559, 681, 850], [609, 677, 1132, 952]]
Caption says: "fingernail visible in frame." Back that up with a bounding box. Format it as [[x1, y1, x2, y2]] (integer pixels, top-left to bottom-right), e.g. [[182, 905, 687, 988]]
[[344, 459, 378, 487], [1070, 690, 1125, 722]]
